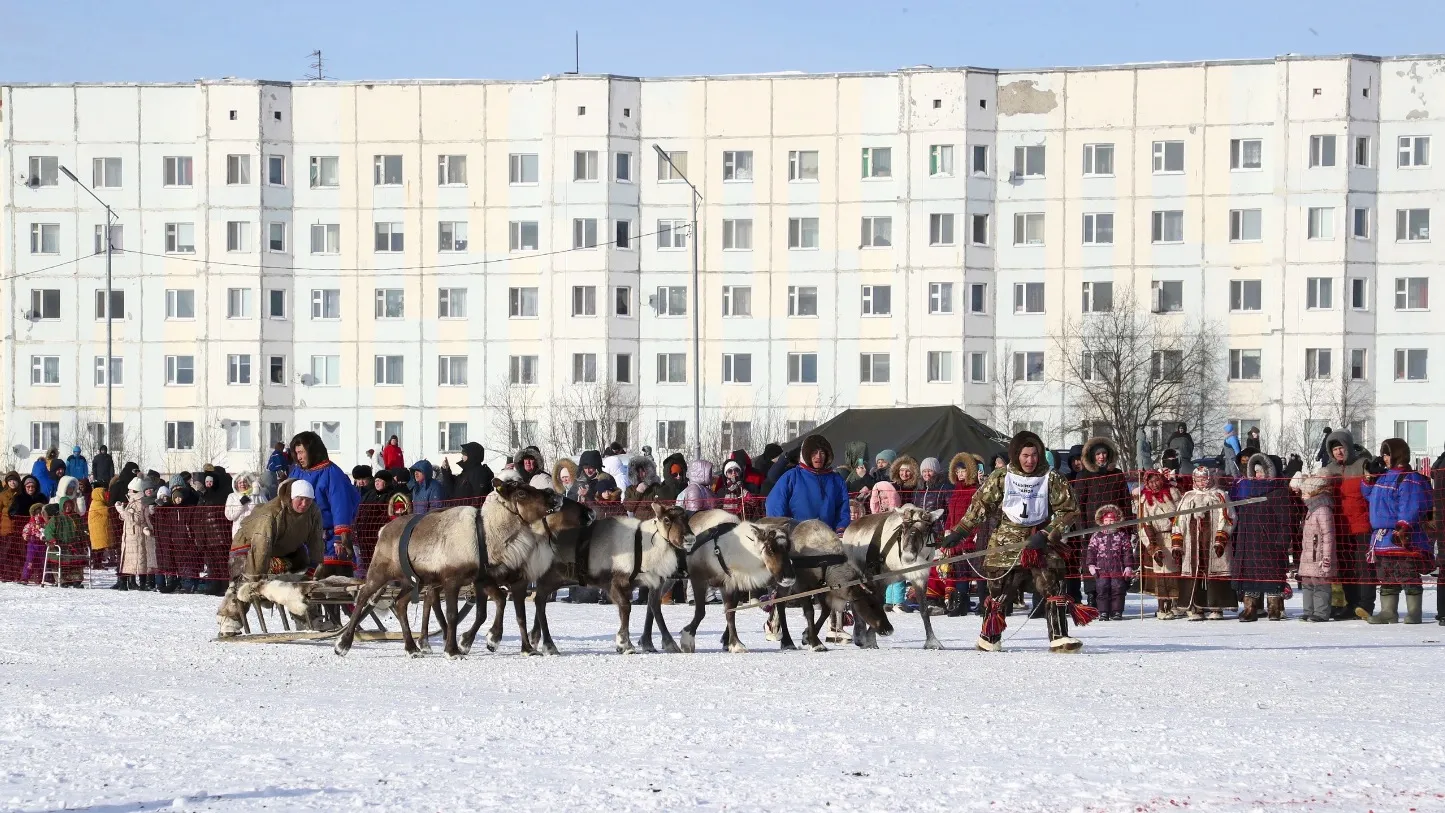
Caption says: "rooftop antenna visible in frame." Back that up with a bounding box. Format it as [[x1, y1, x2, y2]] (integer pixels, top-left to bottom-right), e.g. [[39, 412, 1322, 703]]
[[306, 50, 330, 81], [565, 31, 578, 74]]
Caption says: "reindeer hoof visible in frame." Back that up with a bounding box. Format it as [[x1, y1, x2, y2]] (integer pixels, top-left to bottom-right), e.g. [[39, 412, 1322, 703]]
[[485, 639, 499, 653], [446, 652, 463, 661], [521, 649, 541, 658], [616, 645, 636, 655], [639, 640, 657, 654], [810, 643, 829, 653], [924, 638, 944, 651], [543, 644, 561, 656], [408, 649, 425, 659], [332, 643, 350, 657], [662, 640, 681, 654], [727, 643, 749, 654], [680, 632, 696, 654], [780, 641, 798, 651]]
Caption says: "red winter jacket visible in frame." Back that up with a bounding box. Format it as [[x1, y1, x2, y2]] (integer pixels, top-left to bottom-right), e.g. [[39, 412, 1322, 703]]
[[380, 444, 405, 472]]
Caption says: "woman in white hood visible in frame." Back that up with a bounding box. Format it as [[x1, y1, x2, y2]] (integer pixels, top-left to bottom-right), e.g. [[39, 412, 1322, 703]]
[[224, 471, 267, 539], [52, 475, 86, 514]]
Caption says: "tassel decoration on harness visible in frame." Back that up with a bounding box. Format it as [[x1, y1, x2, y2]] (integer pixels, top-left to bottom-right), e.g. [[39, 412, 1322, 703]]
[[1048, 594, 1100, 627]]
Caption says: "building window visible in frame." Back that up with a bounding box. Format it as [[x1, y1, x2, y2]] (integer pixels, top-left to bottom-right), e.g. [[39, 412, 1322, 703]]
[[224, 154, 251, 185], [860, 216, 892, 248], [1082, 281, 1113, 313], [614, 286, 632, 317], [1082, 143, 1114, 176], [1152, 141, 1184, 173], [1012, 351, 1045, 382], [310, 355, 341, 386], [165, 421, 195, 451], [1349, 348, 1368, 381], [615, 152, 632, 182], [226, 221, 251, 252], [788, 217, 819, 249], [656, 353, 687, 383], [267, 154, 286, 186], [969, 352, 988, 384], [655, 148, 691, 182], [655, 286, 687, 317], [508, 355, 538, 385], [1151, 350, 1184, 381], [1398, 136, 1430, 168], [1230, 138, 1262, 170], [226, 288, 252, 319], [1151, 210, 1184, 243], [1395, 208, 1430, 241], [861, 147, 892, 178], [1230, 209, 1263, 242], [94, 223, 123, 254], [722, 285, 752, 317], [573, 150, 599, 182], [1230, 279, 1262, 312], [227, 354, 252, 385], [722, 218, 753, 250], [657, 219, 688, 250], [26, 155, 58, 186], [29, 223, 59, 254], [438, 287, 467, 319], [861, 284, 891, 316], [970, 213, 989, 246], [1013, 212, 1045, 245], [859, 353, 891, 383], [722, 353, 752, 384], [929, 145, 954, 177], [437, 154, 467, 186], [970, 145, 988, 176], [1304, 348, 1332, 380], [165, 355, 195, 385], [1350, 278, 1369, 311], [1082, 212, 1113, 245], [373, 288, 404, 319], [656, 421, 687, 451], [94, 289, 124, 320], [164, 289, 195, 320], [722, 150, 754, 181], [788, 286, 818, 317], [1307, 207, 1335, 240], [1151, 280, 1184, 313], [926, 351, 953, 383], [310, 223, 340, 254], [29, 356, 60, 386], [928, 282, 953, 314], [268, 355, 285, 385], [1394, 348, 1428, 381], [787, 353, 818, 384], [1012, 145, 1045, 177], [373, 154, 403, 185], [615, 219, 632, 249], [786, 420, 817, 438], [94, 356, 123, 386], [310, 289, 340, 320], [571, 353, 598, 384], [928, 213, 955, 246], [163, 156, 193, 187], [435, 422, 468, 453], [310, 155, 339, 188], [226, 421, 252, 453], [1394, 277, 1428, 310], [374, 222, 404, 252], [1352, 207, 1371, 239], [1308, 135, 1337, 168], [508, 287, 539, 318], [788, 150, 819, 181], [571, 285, 597, 317], [968, 283, 988, 315], [615, 353, 632, 384], [29, 422, 61, 452], [1013, 282, 1044, 314], [573, 218, 598, 249], [510, 421, 538, 448], [1306, 278, 1334, 310], [92, 157, 122, 188], [509, 153, 539, 184], [1353, 136, 1371, 168], [1229, 349, 1262, 381], [509, 221, 539, 251], [164, 222, 195, 253], [438, 221, 468, 252], [374, 355, 404, 385], [1393, 421, 1428, 454], [719, 422, 752, 456]]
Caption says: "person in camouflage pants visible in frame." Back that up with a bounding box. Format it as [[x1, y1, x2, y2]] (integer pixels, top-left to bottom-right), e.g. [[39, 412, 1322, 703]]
[[943, 431, 1089, 652]]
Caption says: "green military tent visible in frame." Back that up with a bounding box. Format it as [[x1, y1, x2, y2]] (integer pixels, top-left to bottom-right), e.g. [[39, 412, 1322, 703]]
[[780, 406, 1008, 467]]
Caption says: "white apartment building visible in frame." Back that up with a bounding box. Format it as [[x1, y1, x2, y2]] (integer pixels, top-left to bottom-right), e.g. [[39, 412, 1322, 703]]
[[3, 53, 1444, 471]]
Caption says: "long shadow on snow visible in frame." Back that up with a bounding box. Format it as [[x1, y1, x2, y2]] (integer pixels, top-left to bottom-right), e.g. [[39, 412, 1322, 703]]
[[36, 786, 346, 812]]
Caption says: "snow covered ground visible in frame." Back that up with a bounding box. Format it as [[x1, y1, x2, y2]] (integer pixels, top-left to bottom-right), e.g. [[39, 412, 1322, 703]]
[[1, 583, 1442, 812]]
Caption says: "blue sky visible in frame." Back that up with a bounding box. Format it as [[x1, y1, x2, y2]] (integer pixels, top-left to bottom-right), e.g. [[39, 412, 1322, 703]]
[[5, 0, 1444, 83]]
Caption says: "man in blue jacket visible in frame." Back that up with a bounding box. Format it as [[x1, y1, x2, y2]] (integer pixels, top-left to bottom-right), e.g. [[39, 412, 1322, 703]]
[[1361, 437, 1433, 625], [408, 459, 446, 515], [765, 434, 849, 532], [65, 446, 88, 480], [286, 431, 359, 574]]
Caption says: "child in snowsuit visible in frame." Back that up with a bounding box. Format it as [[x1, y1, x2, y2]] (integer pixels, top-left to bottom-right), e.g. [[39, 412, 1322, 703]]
[[1085, 504, 1137, 620], [19, 503, 47, 583], [1291, 472, 1335, 622]]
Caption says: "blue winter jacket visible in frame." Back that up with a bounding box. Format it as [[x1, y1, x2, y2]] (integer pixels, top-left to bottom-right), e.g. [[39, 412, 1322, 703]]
[[288, 460, 360, 561], [408, 460, 445, 515], [266, 450, 289, 473], [765, 465, 851, 531], [31, 459, 59, 498], [1361, 467, 1432, 555], [64, 453, 88, 480]]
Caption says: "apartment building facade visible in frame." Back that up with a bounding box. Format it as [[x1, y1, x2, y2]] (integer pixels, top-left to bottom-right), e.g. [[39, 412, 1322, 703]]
[[3, 54, 1443, 471]]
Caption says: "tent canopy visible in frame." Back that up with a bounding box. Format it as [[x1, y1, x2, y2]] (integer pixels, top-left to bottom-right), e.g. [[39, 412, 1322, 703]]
[[781, 406, 1008, 467]]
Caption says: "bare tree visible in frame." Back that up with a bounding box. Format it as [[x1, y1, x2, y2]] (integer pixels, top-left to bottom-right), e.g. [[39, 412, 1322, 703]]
[[545, 382, 640, 459], [483, 377, 541, 457], [987, 341, 1037, 437], [1049, 289, 1224, 469], [1281, 374, 1375, 466]]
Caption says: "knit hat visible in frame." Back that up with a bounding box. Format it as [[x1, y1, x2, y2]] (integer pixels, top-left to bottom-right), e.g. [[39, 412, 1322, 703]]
[[876, 449, 897, 465], [127, 479, 142, 493], [723, 460, 742, 476], [156, 486, 171, 500], [920, 457, 943, 474], [290, 480, 315, 500]]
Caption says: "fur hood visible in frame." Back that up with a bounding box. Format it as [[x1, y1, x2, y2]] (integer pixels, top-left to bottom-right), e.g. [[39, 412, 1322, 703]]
[[514, 446, 546, 478], [800, 435, 835, 470], [1094, 503, 1124, 526], [289, 430, 331, 467], [552, 458, 578, 487], [949, 452, 983, 486], [628, 455, 659, 486], [1246, 452, 1277, 479], [1380, 437, 1413, 467], [1324, 429, 1359, 465], [1008, 431, 1049, 476], [1081, 436, 1120, 474], [231, 471, 261, 497], [889, 455, 921, 486]]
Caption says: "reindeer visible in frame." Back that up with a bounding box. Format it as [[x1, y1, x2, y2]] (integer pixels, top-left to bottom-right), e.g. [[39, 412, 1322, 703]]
[[842, 505, 946, 649], [772, 518, 892, 651], [333, 480, 587, 659]]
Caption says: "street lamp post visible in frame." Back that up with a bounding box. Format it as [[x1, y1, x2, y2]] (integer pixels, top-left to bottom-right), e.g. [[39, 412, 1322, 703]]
[[59, 165, 115, 453], [652, 145, 703, 461]]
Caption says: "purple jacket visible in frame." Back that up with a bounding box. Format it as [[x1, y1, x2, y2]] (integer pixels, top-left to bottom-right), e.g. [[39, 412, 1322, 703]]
[[1085, 529, 1138, 577]]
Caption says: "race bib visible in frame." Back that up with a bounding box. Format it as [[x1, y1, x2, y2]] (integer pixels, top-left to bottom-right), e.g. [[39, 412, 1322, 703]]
[[1000, 473, 1050, 527]]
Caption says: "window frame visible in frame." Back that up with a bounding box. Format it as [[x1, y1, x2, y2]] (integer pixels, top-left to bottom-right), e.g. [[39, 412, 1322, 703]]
[[1229, 208, 1263, 242], [1228, 349, 1263, 381], [1013, 212, 1045, 246], [310, 223, 340, 255], [787, 217, 820, 250], [1151, 141, 1184, 174], [437, 154, 468, 186], [1082, 212, 1114, 245], [1229, 138, 1263, 171], [1308, 134, 1337, 168], [508, 153, 539, 185], [226, 353, 253, 385], [860, 284, 892, 317], [1012, 144, 1045, 178], [437, 287, 467, 319], [928, 282, 954, 315], [373, 221, 404, 253], [1395, 208, 1431, 242], [373, 355, 405, 386], [861, 146, 892, 179], [1393, 348, 1429, 382], [164, 354, 196, 386], [373, 154, 403, 186], [860, 215, 893, 248], [508, 287, 540, 319], [721, 285, 753, 318], [858, 352, 891, 384], [926, 350, 953, 383], [163, 155, 193, 187], [722, 150, 754, 182], [1398, 136, 1430, 169], [1307, 207, 1335, 241], [437, 220, 469, 253], [787, 150, 820, 182], [722, 352, 753, 384], [1150, 210, 1185, 244], [1229, 279, 1263, 313], [928, 213, 955, 246], [1081, 143, 1114, 177], [309, 155, 339, 188], [1012, 282, 1045, 315], [786, 352, 819, 385], [722, 218, 753, 251]]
